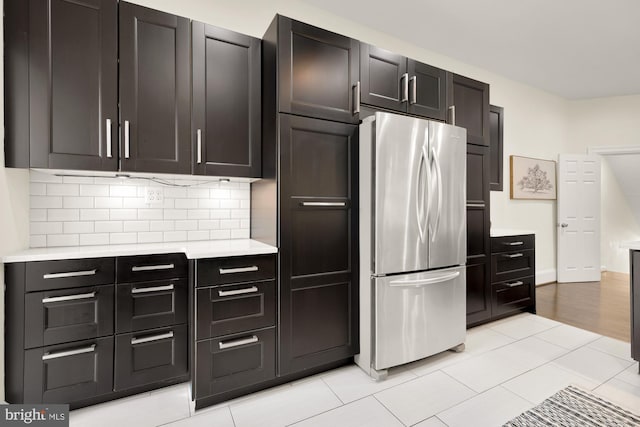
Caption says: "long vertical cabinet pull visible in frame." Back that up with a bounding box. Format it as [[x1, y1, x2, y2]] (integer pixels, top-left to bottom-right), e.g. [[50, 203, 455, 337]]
[[449, 105, 456, 125], [106, 119, 112, 158], [401, 73, 409, 102], [353, 81, 361, 114], [409, 76, 417, 104], [196, 129, 202, 164], [124, 120, 130, 158]]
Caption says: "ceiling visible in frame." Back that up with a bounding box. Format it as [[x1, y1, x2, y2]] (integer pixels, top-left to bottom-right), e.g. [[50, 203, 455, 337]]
[[299, 0, 640, 100]]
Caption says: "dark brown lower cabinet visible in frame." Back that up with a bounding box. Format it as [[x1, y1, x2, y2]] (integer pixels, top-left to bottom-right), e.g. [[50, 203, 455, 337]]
[[115, 324, 188, 390], [24, 337, 114, 404], [196, 327, 276, 398]]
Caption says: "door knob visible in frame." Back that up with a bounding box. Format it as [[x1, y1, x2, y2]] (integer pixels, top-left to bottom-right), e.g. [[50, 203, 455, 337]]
[[560, 223, 568, 228]]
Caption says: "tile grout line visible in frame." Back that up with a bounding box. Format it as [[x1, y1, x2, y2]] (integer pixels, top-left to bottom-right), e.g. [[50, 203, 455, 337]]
[[371, 394, 411, 427]]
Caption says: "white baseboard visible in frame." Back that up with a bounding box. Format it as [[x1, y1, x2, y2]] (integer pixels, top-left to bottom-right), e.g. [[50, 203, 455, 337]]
[[536, 269, 556, 286]]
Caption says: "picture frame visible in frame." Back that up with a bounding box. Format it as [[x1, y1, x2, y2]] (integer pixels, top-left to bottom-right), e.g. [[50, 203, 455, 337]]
[[510, 155, 557, 200]]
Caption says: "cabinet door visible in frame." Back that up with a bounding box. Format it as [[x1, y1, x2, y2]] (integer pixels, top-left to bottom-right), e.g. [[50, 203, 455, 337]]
[[120, 2, 191, 174], [449, 74, 490, 146], [466, 145, 491, 326], [279, 114, 359, 375], [407, 60, 448, 121], [359, 43, 407, 112], [27, 0, 117, 170], [278, 17, 360, 124], [192, 22, 261, 177]]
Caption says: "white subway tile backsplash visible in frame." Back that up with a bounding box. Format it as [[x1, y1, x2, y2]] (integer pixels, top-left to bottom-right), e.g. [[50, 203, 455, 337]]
[[48, 209, 80, 222], [30, 173, 250, 247]]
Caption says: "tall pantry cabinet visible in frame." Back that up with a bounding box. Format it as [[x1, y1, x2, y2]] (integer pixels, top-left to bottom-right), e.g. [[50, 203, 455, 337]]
[[252, 15, 360, 376]]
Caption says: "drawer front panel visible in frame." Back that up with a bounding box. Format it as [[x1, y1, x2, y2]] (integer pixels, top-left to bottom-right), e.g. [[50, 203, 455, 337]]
[[117, 253, 188, 283], [114, 324, 188, 391], [24, 337, 114, 404], [26, 258, 115, 292], [491, 276, 535, 316], [116, 279, 188, 333], [197, 255, 275, 287], [491, 235, 535, 253], [197, 280, 276, 340], [195, 327, 275, 399], [491, 249, 534, 282], [25, 285, 114, 349]]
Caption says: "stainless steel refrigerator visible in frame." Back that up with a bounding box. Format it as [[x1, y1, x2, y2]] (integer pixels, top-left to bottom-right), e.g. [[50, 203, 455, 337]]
[[355, 111, 467, 379]]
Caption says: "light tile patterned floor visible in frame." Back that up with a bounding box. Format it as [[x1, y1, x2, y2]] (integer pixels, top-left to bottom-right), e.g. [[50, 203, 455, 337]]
[[69, 313, 640, 427]]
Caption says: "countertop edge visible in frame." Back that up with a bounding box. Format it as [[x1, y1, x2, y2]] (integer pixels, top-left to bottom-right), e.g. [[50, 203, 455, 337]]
[[490, 229, 536, 238], [2, 240, 278, 263]]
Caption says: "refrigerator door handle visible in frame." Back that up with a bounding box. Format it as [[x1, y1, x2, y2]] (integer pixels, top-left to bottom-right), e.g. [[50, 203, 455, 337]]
[[430, 146, 443, 241], [389, 271, 460, 287], [415, 148, 428, 243]]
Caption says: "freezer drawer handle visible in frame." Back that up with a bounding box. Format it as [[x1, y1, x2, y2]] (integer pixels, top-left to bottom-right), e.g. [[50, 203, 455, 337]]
[[42, 292, 96, 304], [131, 263, 175, 272], [43, 269, 97, 280], [131, 284, 174, 294], [218, 286, 258, 297], [131, 331, 174, 345], [390, 271, 461, 287], [503, 241, 524, 246], [219, 266, 259, 275], [219, 335, 259, 350], [506, 281, 525, 288], [502, 253, 524, 259], [42, 344, 96, 361]]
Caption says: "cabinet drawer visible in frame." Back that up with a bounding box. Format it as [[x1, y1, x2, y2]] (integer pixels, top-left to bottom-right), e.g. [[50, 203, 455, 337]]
[[197, 280, 276, 340], [197, 255, 275, 287], [491, 276, 535, 317], [491, 249, 534, 283], [24, 337, 114, 404], [117, 253, 187, 283], [26, 258, 115, 292], [25, 285, 114, 349], [114, 324, 188, 391], [195, 327, 275, 399], [116, 279, 188, 333], [491, 235, 534, 253]]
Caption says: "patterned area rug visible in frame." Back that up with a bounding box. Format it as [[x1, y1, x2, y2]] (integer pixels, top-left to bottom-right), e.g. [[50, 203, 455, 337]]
[[504, 385, 640, 426]]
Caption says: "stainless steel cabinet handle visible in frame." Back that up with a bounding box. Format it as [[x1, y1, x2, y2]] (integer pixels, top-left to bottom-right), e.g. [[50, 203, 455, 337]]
[[409, 76, 417, 104], [124, 120, 130, 159], [219, 266, 259, 275], [401, 73, 409, 102], [390, 271, 461, 287], [300, 202, 347, 207], [131, 331, 174, 345], [218, 286, 258, 297], [502, 253, 524, 259], [131, 264, 174, 272], [43, 344, 96, 361], [449, 105, 456, 125], [466, 203, 486, 208], [503, 241, 524, 246], [506, 281, 525, 288], [42, 292, 96, 304], [197, 129, 202, 164], [106, 119, 112, 158], [219, 335, 258, 350], [43, 269, 97, 280], [353, 81, 361, 114], [131, 284, 174, 294]]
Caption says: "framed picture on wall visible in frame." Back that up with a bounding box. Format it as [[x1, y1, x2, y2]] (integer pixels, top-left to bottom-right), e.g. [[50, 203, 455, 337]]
[[510, 155, 557, 200]]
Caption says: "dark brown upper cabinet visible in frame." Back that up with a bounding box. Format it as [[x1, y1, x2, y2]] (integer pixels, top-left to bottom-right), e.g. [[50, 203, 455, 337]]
[[119, 2, 191, 174], [448, 74, 490, 146], [4, 0, 118, 171], [269, 16, 360, 124], [192, 23, 261, 177], [489, 105, 504, 191], [360, 43, 448, 121]]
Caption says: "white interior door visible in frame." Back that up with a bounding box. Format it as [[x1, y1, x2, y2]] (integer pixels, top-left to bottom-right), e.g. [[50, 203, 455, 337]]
[[557, 154, 601, 282]]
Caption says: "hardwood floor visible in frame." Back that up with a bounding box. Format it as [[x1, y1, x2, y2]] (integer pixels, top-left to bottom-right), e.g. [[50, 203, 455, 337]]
[[536, 271, 631, 342]]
